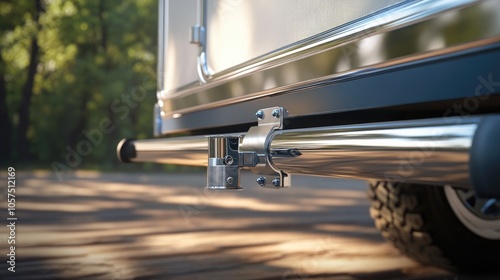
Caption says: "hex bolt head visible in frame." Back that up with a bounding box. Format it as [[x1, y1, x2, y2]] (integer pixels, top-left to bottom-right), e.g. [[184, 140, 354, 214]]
[[272, 109, 280, 118], [255, 110, 264, 120], [223, 155, 234, 165], [256, 177, 266, 186], [226, 177, 234, 185], [272, 178, 280, 187]]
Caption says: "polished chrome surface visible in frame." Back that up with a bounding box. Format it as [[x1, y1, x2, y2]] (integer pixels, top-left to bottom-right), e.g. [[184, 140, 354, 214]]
[[153, 103, 162, 137], [207, 136, 242, 190], [159, 0, 500, 122], [190, 25, 205, 46], [240, 107, 290, 188], [127, 136, 208, 166], [444, 186, 500, 239], [122, 115, 497, 189], [270, 118, 480, 187]]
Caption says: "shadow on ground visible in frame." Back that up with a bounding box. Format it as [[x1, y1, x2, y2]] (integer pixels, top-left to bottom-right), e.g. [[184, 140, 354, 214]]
[[0, 171, 498, 280]]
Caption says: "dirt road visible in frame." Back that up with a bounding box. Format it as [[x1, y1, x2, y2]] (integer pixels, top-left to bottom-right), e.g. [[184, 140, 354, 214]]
[[0, 171, 497, 279]]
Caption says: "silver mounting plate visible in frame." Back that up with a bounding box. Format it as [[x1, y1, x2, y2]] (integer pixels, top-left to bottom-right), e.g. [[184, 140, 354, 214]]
[[206, 107, 290, 190]]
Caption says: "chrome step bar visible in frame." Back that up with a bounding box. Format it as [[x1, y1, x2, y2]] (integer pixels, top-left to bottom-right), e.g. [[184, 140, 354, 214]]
[[118, 112, 500, 198], [118, 136, 207, 166]]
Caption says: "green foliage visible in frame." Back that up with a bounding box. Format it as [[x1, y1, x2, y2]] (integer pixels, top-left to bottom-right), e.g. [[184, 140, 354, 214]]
[[1, 0, 158, 169]]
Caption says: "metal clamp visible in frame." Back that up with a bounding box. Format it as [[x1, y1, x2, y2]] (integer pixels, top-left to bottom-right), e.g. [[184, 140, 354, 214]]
[[206, 107, 291, 190], [206, 135, 242, 190], [190, 25, 205, 46], [240, 107, 290, 188]]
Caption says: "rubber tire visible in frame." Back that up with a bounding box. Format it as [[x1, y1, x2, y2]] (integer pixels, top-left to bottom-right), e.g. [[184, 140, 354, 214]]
[[368, 181, 500, 273]]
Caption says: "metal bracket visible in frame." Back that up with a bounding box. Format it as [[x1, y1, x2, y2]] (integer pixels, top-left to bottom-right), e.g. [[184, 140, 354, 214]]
[[206, 135, 242, 190], [153, 102, 163, 137], [190, 25, 205, 46], [240, 107, 290, 188], [206, 107, 290, 190]]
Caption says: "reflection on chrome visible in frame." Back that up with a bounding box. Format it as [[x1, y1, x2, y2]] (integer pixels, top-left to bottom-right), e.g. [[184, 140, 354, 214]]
[[131, 136, 208, 167], [121, 116, 494, 188], [270, 120, 478, 187]]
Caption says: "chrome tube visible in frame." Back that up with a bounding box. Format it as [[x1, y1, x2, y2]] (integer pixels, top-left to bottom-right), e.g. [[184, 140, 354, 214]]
[[117, 136, 208, 166], [118, 115, 500, 194], [269, 118, 481, 188]]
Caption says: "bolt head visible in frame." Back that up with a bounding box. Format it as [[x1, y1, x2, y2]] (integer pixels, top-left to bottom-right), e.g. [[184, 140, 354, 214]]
[[272, 109, 280, 118], [256, 177, 266, 186], [255, 110, 264, 120], [226, 177, 234, 185], [223, 155, 234, 165], [272, 178, 280, 187]]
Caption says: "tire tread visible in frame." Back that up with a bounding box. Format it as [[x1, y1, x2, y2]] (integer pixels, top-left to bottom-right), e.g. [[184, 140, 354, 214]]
[[368, 181, 454, 270]]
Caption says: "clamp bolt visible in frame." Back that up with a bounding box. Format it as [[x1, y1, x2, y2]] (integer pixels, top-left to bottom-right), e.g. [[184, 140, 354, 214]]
[[272, 109, 280, 118], [272, 178, 280, 187], [255, 110, 264, 120], [256, 177, 266, 186], [227, 177, 234, 185], [223, 155, 234, 165]]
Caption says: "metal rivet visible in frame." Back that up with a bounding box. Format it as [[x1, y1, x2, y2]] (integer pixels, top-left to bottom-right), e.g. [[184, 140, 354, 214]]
[[256, 177, 266, 186], [227, 177, 234, 185], [255, 110, 264, 120], [272, 109, 280, 118], [223, 155, 234, 165], [272, 178, 280, 187]]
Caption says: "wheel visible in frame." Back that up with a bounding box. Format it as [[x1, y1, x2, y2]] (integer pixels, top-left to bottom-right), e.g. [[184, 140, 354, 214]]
[[368, 181, 500, 272]]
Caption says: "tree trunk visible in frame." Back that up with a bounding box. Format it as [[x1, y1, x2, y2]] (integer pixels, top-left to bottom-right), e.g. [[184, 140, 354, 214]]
[[67, 89, 89, 150], [98, 0, 108, 53], [0, 54, 12, 163], [16, 0, 43, 161]]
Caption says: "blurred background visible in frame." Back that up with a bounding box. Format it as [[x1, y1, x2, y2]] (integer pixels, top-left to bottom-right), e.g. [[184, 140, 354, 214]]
[[2, 2, 500, 279], [0, 0, 163, 171]]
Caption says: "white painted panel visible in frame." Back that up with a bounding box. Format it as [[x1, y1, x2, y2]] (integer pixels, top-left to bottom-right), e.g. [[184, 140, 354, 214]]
[[163, 0, 200, 92], [205, 0, 402, 73]]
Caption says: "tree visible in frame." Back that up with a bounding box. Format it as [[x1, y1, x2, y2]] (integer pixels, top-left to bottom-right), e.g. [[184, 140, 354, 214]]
[[0, 0, 35, 164], [16, 0, 44, 161], [2, 0, 158, 168], [0, 53, 12, 164]]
